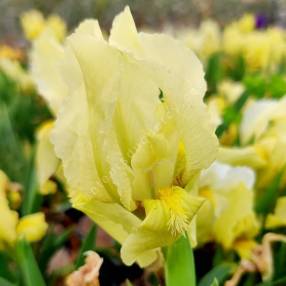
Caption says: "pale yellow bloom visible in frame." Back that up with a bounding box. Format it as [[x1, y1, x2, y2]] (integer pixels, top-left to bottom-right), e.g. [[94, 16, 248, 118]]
[[222, 15, 285, 71], [0, 171, 47, 246], [16, 212, 48, 242], [0, 171, 18, 248], [237, 14, 255, 33], [233, 239, 257, 259], [197, 162, 259, 251], [218, 138, 286, 190], [180, 19, 221, 60], [0, 58, 33, 90], [40, 180, 57, 195], [218, 80, 245, 104], [267, 28, 286, 67], [31, 31, 67, 114], [36, 121, 59, 194], [256, 136, 286, 189], [0, 170, 8, 191], [21, 10, 66, 42], [239, 97, 286, 188], [222, 24, 244, 56], [32, 7, 218, 266], [206, 96, 225, 128], [8, 188, 22, 209], [240, 97, 286, 145], [243, 32, 271, 71], [21, 10, 45, 40], [218, 146, 267, 169], [46, 15, 67, 42], [265, 197, 286, 229]]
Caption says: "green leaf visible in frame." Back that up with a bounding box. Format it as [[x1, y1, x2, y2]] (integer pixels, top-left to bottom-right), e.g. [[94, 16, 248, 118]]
[[165, 235, 196, 286], [15, 239, 46, 286], [0, 71, 51, 143], [268, 75, 286, 99], [0, 277, 17, 286], [0, 251, 19, 282], [257, 276, 286, 286], [8, 91, 51, 143], [255, 170, 284, 214], [210, 278, 219, 286], [198, 263, 236, 286], [243, 74, 266, 98], [76, 224, 97, 268], [0, 72, 18, 106], [21, 150, 41, 215], [39, 227, 72, 272], [232, 90, 250, 111], [216, 90, 249, 137], [205, 52, 224, 95], [228, 54, 246, 81], [273, 243, 286, 280], [0, 104, 28, 184]]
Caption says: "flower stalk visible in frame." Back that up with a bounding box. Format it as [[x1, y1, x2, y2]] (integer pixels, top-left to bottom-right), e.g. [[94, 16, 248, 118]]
[[165, 235, 196, 286]]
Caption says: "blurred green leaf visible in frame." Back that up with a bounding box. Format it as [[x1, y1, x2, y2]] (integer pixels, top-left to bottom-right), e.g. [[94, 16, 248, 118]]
[[0, 73, 18, 106], [39, 227, 72, 272], [198, 263, 236, 286], [0, 104, 28, 183], [0, 72, 51, 143], [257, 276, 286, 286], [21, 149, 41, 215], [255, 171, 284, 214], [8, 91, 51, 143], [228, 55, 246, 81], [205, 53, 224, 95], [268, 75, 286, 99], [165, 235, 196, 286], [216, 90, 249, 137], [76, 224, 97, 268], [244, 73, 286, 100], [273, 243, 286, 280], [210, 278, 219, 286], [16, 239, 46, 286], [125, 280, 134, 286], [0, 277, 17, 286], [244, 74, 266, 98], [243, 273, 259, 286], [0, 252, 19, 283]]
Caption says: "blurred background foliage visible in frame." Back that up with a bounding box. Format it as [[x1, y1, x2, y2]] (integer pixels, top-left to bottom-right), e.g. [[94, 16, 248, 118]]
[[0, 0, 285, 44]]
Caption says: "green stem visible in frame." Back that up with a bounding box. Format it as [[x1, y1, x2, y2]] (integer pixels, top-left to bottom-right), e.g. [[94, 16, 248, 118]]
[[164, 235, 196, 286]]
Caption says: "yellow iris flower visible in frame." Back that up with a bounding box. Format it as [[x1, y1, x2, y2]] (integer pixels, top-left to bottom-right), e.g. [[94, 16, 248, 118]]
[[0, 58, 34, 91], [240, 97, 286, 189], [16, 213, 48, 242], [0, 45, 23, 61], [0, 171, 18, 248], [20, 10, 66, 41], [222, 14, 286, 71], [237, 14, 255, 33], [0, 171, 48, 248], [180, 19, 221, 60], [36, 121, 59, 195], [220, 96, 286, 191], [20, 10, 45, 40], [197, 162, 259, 254], [266, 197, 286, 229], [31, 7, 218, 266]]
